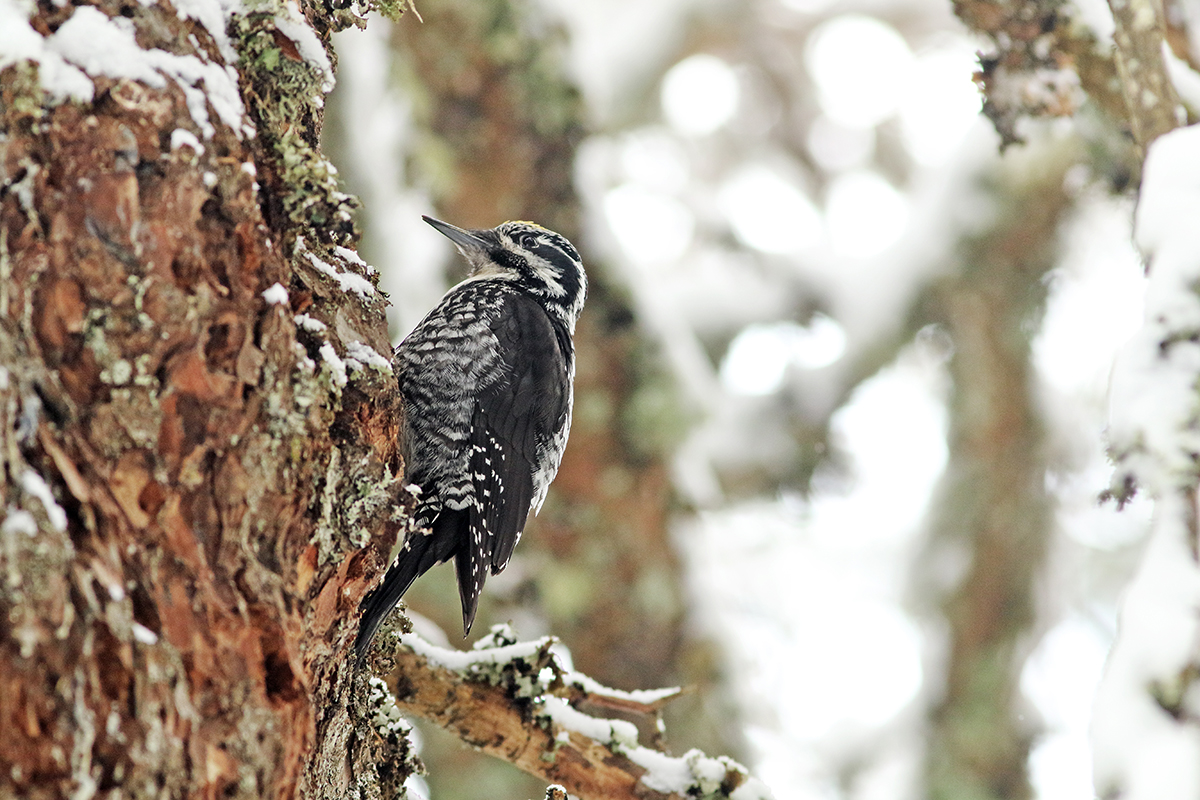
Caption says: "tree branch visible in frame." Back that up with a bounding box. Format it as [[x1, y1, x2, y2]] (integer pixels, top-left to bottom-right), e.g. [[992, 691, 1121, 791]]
[[1107, 0, 1182, 151], [369, 624, 771, 800]]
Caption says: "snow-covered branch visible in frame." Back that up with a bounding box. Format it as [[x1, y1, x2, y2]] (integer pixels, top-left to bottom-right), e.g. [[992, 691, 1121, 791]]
[[1094, 124, 1200, 800], [372, 625, 772, 800]]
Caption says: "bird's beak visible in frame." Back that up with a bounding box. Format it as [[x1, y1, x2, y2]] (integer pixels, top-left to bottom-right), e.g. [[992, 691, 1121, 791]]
[[423, 216, 489, 255]]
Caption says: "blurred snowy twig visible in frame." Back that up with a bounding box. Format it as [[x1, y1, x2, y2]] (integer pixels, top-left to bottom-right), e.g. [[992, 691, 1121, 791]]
[[1094, 125, 1200, 800]]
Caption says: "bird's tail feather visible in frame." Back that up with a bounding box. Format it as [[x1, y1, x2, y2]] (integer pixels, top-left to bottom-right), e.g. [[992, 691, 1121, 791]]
[[354, 510, 464, 662]]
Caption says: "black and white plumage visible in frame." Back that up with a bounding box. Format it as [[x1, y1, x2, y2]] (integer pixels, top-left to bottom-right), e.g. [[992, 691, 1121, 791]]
[[355, 216, 587, 660]]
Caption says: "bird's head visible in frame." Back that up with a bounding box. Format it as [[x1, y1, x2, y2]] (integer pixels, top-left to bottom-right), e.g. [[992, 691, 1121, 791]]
[[424, 216, 588, 330]]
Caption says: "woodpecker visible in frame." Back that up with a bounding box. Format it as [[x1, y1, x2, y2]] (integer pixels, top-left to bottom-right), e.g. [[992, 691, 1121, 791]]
[[355, 216, 587, 660]]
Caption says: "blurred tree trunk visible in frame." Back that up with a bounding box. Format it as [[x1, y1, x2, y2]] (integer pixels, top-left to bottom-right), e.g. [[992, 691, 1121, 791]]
[[0, 2, 416, 798], [918, 144, 1078, 800]]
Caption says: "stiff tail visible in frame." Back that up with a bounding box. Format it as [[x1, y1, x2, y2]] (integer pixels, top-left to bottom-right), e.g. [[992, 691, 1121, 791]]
[[354, 509, 464, 662]]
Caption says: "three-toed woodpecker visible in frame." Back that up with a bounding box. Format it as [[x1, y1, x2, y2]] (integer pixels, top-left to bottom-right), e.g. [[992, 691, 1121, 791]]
[[355, 216, 587, 659]]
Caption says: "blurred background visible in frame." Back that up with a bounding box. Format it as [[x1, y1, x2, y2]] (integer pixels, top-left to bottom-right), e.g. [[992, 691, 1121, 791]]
[[322, 0, 1154, 797]]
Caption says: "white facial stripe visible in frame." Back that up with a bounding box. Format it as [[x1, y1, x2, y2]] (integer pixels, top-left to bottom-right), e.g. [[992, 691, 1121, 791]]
[[526, 252, 566, 297]]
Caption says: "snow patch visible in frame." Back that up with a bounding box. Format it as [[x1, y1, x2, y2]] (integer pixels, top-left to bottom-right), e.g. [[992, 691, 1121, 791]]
[[0, 0, 94, 102], [170, 0, 239, 62], [1, 3, 245, 136], [46, 6, 245, 138], [319, 342, 347, 387], [170, 128, 205, 154], [334, 244, 377, 275], [20, 470, 66, 532], [132, 622, 159, 645], [345, 340, 393, 374], [301, 244, 376, 299], [294, 313, 327, 332], [275, 0, 334, 94], [261, 282, 289, 305], [1, 508, 38, 537]]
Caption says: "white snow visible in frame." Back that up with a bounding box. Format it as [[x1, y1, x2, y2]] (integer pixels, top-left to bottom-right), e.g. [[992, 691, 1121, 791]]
[[1, 508, 38, 537], [20, 470, 66, 532], [131, 622, 159, 645], [563, 670, 680, 707], [304, 249, 376, 299], [170, 0, 240, 62], [0, 0, 94, 103], [47, 6, 244, 138], [294, 313, 327, 332], [0, 2, 247, 136], [542, 695, 639, 748], [261, 282, 289, 305], [170, 128, 205, 155], [319, 342, 347, 387], [275, 0, 335, 95], [1093, 124, 1200, 800], [1092, 495, 1200, 800], [398, 630, 551, 670], [1109, 124, 1200, 492], [345, 341, 393, 374]]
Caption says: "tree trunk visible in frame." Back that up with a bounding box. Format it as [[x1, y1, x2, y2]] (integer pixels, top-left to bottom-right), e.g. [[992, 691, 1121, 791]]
[[0, 2, 415, 797]]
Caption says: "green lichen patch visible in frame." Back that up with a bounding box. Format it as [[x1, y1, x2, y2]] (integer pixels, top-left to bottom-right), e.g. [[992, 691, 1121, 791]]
[[233, 12, 359, 244]]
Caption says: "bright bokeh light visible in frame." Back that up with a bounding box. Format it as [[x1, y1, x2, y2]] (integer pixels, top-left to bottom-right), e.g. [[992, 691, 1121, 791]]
[[783, 600, 924, 738], [661, 53, 740, 136], [603, 183, 694, 265], [1022, 617, 1110, 800], [719, 165, 823, 253], [807, 115, 875, 172], [806, 15, 914, 127], [720, 316, 847, 395], [825, 170, 910, 257], [1022, 617, 1110, 731], [1036, 198, 1144, 399], [900, 45, 982, 165], [618, 128, 690, 193], [810, 349, 949, 548], [1030, 734, 1095, 800]]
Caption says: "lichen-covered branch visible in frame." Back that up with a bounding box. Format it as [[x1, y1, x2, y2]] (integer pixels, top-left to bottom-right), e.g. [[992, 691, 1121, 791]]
[[952, 0, 1119, 146], [1106, 0, 1182, 151], [370, 624, 771, 800]]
